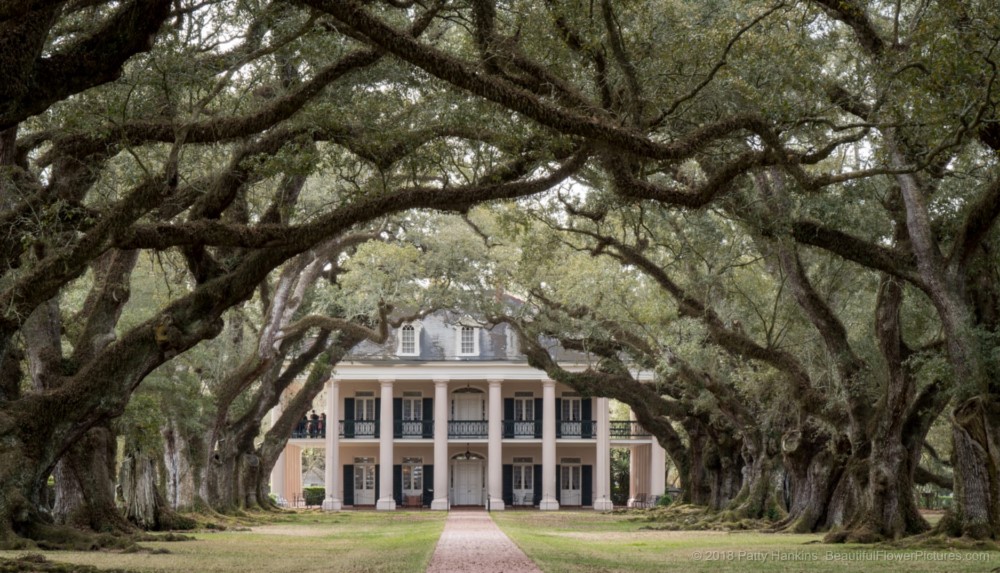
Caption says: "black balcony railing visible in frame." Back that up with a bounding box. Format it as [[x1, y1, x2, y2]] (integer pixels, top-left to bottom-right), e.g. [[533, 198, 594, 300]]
[[341, 420, 378, 438], [394, 420, 434, 439], [502, 420, 542, 438], [609, 420, 651, 438], [448, 420, 488, 438], [291, 429, 326, 439], [558, 420, 596, 439]]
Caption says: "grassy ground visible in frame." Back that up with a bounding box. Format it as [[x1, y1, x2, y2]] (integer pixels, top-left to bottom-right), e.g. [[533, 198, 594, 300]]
[[0, 510, 445, 573], [492, 510, 1000, 573]]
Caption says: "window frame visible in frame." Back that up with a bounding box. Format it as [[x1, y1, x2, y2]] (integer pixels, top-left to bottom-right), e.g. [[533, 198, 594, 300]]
[[396, 322, 422, 356], [455, 324, 480, 356]]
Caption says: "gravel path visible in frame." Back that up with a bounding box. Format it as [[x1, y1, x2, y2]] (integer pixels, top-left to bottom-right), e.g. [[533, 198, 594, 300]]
[[426, 511, 542, 573]]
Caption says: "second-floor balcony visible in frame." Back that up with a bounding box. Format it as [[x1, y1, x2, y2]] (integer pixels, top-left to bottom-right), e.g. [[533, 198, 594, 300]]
[[503, 420, 541, 438], [290, 419, 652, 440], [395, 420, 433, 439], [558, 420, 596, 438], [342, 420, 378, 438], [609, 420, 651, 438], [448, 420, 488, 439]]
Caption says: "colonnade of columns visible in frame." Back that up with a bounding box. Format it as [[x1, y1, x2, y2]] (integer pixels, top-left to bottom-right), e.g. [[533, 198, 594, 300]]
[[272, 378, 666, 510]]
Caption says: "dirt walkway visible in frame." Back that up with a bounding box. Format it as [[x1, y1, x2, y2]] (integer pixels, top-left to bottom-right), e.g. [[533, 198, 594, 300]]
[[426, 510, 542, 573]]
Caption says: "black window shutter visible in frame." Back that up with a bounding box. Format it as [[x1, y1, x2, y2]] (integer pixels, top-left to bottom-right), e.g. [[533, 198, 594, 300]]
[[374, 398, 381, 438], [582, 398, 593, 438], [532, 465, 543, 505], [502, 464, 513, 506], [423, 465, 434, 507], [344, 399, 355, 438], [342, 465, 354, 506], [503, 399, 514, 438], [422, 398, 434, 438], [375, 464, 380, 501], [534, 398, 543, 438], [393, 464, 403, 506], [582, 465, 593, 506], [393, 398, 403, 438], [556, 465, 561, 503], [555, 398, 563, 438]]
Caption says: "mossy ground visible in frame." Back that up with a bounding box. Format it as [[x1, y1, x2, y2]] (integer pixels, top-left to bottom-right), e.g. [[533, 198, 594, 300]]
[[492, 509, 1000, 573], [0, 510, 445, 573]]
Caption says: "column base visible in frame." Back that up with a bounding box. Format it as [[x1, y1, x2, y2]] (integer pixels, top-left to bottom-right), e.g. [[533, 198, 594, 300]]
[[593, 499, 614, 511], [539, 498, 560, 511], [322, 498, 343, 512], [431, 498, 450, 511], [487, 498, 505, 511], [376, 498, 397, 511], [628, 498, 638, 508]]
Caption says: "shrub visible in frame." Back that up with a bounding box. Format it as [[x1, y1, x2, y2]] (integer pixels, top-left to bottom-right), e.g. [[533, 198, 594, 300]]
[[303, 486, 325, 506]]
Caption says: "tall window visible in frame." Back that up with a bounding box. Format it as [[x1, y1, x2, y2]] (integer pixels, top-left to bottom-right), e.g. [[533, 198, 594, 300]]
[[460, 326, 476, 355], [402, 457, 423, 493], [398, 324, 419, 356], [561, 396, 581, 421], [455, 325, 479, 356], [514, 393, 534, 421]]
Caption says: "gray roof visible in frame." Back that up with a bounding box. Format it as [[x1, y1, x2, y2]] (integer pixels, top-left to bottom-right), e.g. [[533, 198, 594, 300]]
[[349, 310, 518, 361], [348, 310, 583, 362]]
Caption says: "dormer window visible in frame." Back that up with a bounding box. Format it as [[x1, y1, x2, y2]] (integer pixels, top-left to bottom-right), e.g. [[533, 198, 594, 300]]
[[456, 324, 480, 356], [397, 323, 421, 356]]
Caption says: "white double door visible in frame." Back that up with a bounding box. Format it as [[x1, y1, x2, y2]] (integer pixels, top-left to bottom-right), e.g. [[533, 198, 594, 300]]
[[451, 460, 484, 505], [561, 464, 582, 506], [354, 463, 376, 505]]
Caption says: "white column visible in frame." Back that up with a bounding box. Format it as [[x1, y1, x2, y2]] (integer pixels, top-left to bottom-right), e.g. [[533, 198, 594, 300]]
[[540, 379, 559, 510], [593, 397, 613, 510], [488, 379, 504, 510], [269, 403, 287, 505], [376, 379, 396, 510], [627, 410, 639, 507], [431, 380, 450, 510], [323, 381, 342, 511], [650, 437, 667, 499]]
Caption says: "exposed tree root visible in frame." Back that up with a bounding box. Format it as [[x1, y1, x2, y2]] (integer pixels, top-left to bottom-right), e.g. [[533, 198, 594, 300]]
[[623, 504, 778, 532], [0, 553, 134, 573]]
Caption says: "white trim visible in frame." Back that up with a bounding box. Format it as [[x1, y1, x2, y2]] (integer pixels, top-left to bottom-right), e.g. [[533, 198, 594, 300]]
[[455, 325, 480, 357], [396, 322, 422, 356], [332, 361, 654, 381]]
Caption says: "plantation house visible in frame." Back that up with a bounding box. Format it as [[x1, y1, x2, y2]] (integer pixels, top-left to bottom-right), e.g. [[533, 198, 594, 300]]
[[269, 312, 668, 510]]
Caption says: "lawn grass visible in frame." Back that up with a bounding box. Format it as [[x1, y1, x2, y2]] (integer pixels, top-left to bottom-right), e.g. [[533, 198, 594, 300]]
[[492, 510, 1000, 573], [0, 510, 445, 573]]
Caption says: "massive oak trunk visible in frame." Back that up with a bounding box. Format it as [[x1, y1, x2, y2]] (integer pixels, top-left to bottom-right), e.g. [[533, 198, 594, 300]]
[[776, 424, 850, 532], [52, 425, 133, 534], [726, 439, 783, 521], [944, 397, 1000, 539], [161, 420, 199, 511], [119, 447, 160, 530], [830, 277, 931, 541]]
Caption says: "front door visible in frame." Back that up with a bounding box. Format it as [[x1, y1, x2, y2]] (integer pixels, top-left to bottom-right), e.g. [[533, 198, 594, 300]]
[[561, 463, 581, 506], [451, 460, 483, 505], [354, 460, 376, 505], [513, 462, 534, 505]]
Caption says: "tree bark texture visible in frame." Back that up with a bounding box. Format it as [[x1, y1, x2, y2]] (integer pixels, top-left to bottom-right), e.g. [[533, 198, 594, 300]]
[[52, 425, 133, 534], [119, 448, 160, 530], [946, 397, 1000, 539]]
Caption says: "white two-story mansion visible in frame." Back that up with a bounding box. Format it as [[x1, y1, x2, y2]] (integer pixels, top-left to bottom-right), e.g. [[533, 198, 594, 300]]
[[269, 311, 669, 510]]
